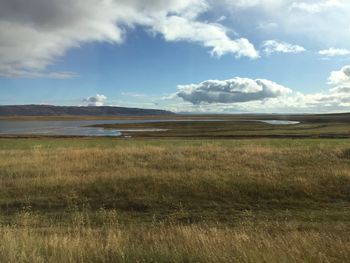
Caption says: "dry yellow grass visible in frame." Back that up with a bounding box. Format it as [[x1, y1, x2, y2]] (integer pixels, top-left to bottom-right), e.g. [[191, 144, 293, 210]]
[[0, 222, 349, 263], [0, 138, 349, 262]]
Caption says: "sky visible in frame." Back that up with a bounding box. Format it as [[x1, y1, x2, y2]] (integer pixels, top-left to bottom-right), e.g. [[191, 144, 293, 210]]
[[1, 0, 350, 113]]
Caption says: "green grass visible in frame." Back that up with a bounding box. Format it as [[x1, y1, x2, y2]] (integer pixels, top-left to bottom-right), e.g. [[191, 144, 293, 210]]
[[0, 138, 349, 262]]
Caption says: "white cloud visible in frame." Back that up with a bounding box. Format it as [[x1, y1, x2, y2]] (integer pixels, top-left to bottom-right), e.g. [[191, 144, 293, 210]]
[[177, 77, 291, 104], [0, 0, 258, 78], [83, 94, 107, 106], [290, 0, 343, 14], [121, 92, 145, 98], [262, 40, 306, 55], [257, 22, 278, 30], [170, 65, 350, 113], [319, 65, 350, 108], [220, 0, 350, 49], [0, 66, 78, 79], [260, 66, 350, 110], [226, 0, 283, 9], [319, 48, 350, 57], [330, 86, 350, 94], [152, 16, 258, 58], [328, 65, 350, 85], [217, 16, 227, 22]]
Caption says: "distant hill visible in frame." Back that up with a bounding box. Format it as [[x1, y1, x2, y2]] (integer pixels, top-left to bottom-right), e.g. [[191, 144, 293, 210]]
[[0, 105, 174, 116]]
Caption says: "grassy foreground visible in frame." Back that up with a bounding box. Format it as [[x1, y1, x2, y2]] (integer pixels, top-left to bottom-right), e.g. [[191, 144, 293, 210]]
[[0, 138, 349, 262]]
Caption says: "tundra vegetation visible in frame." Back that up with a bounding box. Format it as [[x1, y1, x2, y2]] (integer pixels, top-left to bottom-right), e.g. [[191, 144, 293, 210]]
[[0, 136, 349, 262]]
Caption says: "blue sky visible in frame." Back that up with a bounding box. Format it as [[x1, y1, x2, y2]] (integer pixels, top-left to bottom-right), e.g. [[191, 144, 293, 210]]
[[1, 0, 350, 113]]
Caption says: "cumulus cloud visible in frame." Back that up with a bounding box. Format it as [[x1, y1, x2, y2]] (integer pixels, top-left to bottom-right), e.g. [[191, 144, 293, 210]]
[[328, 65, 350, 85], [319, 65, 350, 106], [177, 77, 291, 104], [83, 94, 107, 106], [256, 65, 350, 110], [262, 40, 306, 55], [319, 48, 350, 57], [170, 64, 350, 113], [0, 0, 258, 78]]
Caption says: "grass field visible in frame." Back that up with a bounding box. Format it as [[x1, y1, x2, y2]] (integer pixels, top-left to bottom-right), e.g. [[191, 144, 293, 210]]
[[0, 137, 349, 262]]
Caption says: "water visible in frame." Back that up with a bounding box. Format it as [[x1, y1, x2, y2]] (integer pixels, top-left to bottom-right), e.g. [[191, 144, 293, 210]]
[[0, 120, 171, 137], [260, 120, 300, 125], [0, 119, 300, 137], [0, 119, 216, 137]]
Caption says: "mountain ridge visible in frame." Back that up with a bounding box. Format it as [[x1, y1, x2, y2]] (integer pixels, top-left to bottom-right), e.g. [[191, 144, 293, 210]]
[[0, 105, 174, 116]]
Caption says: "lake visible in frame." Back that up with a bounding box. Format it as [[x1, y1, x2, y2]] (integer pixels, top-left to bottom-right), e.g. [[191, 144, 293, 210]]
[[260, 120, 300, 125], [0, 119, 300, 137]]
